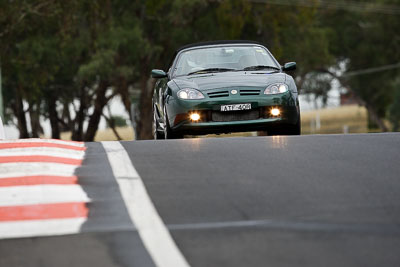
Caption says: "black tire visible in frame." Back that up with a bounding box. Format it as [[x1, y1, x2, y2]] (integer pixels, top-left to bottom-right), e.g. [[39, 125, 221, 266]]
[[290, 118, 301, 135], [154, 127, 164, 140], [164, 107, 183, 139], [153, 109, 165, 140]]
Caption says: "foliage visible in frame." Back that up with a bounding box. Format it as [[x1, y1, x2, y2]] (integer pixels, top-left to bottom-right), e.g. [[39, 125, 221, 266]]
[[320, 0, 400, 129], [389, 78, 400, 131], [0, 0, 399, 139], [106, 115, 127, 128]]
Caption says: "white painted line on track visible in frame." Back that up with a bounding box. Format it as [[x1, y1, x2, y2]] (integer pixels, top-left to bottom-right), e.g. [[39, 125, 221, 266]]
[[0, 218, 87, 239], [0, 162, 78, 178], [0, 147, 85, 159], [102, 141, 190, 267], [0, 185, 90, 206]]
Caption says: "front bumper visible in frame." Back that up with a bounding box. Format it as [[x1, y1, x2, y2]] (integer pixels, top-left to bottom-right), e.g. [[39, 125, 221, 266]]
[[166, 91, 299, 135]]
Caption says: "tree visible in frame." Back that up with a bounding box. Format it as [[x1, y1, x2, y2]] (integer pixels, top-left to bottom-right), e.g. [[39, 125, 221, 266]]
[[318, 0, 400, 131], [2, 0, 399, 139]]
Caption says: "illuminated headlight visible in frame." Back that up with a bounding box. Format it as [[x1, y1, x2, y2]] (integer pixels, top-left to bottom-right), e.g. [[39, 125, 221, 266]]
[[177, 89, 205, 100], [270, 108, 281, 116], [189, 113, 201, 121], [264, 83, 288, 95]]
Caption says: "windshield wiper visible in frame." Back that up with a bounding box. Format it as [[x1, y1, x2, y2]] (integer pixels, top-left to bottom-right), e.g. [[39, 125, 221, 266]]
[[242, 65, 280, 71], [188, 68, 237, 76]]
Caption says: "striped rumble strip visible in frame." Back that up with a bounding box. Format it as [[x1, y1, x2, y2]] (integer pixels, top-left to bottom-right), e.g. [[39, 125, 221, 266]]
[[0, 139, 89, 239]]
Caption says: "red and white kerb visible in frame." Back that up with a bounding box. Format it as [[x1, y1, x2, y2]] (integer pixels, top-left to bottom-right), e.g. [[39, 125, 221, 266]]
[[0, 139, 89, 239]]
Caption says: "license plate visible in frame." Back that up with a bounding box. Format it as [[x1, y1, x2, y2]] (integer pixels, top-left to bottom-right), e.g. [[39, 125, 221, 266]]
[[220, 103, 251, 112]]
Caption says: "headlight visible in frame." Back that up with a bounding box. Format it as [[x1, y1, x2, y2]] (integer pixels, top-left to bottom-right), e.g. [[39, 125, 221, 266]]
[[189, 113, 201, 121], [177, 89, 205, 100], [264, 83, 288, 95], [270, 108, 281, 116]]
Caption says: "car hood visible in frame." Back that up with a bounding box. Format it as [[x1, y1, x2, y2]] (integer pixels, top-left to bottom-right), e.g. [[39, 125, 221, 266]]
[[172, 71, 287, 91]]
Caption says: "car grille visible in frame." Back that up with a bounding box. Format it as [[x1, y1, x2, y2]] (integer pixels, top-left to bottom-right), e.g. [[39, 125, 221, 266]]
[[207, 91, 229, 98], [207, 89, 261, 98], [212, 110, 260, 122], [240, 89, 260, 96]]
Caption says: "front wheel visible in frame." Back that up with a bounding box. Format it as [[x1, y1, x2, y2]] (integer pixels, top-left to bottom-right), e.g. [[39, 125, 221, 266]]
[[153, 110, 165, 140], [164, 107, 183, 139]]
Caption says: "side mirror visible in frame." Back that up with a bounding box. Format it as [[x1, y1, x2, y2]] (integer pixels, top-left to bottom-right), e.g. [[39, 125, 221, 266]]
[[282, 62, 296, 72], [151, 69, 167, 78]]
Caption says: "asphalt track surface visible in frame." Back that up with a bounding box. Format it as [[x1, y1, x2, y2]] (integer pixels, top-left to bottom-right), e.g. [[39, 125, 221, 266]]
[[1, 133, 400, 267]]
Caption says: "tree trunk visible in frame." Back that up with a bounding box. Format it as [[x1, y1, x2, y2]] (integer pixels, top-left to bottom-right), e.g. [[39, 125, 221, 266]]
[[316, 68, 389, 132], [29, 101, 43, 138], [365, 103, 389, 132], [343, 93, 388, 132], [60, 101, 72, 132], [136, 77, 154, 140], [48, 95, 60, 139], [72, 86, 87, 141], [84, 80, 109, 141], [117, 78, 132, 121], [14, 87, 29, 138], [102, 113, 122, 141]]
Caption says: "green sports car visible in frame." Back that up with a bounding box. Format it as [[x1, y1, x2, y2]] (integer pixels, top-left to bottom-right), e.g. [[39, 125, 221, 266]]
[[152, 40, 300, 139]]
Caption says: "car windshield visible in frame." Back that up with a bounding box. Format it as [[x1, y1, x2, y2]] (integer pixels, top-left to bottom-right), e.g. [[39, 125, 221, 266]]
[[173, 45, 280, 76]]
